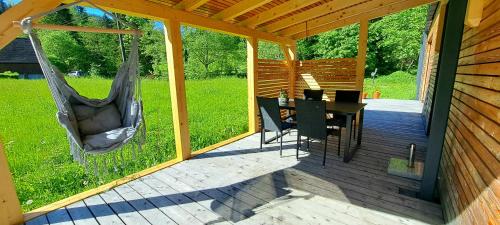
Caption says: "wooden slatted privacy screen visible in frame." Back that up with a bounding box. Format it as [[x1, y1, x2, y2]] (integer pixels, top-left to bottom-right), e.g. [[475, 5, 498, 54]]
[[256, 59, 290, 98], [438, 1, 500, 224], [294, 59, 357, 101], [256, 59, 290, 128]]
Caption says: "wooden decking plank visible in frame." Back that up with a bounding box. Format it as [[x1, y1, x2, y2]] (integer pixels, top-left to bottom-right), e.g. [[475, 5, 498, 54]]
[[179, 148, 441, 224], [197, 137, 444, 221], [98, 190, 151, 225], [113, 184, 177, 225], [171, 152, 426, 224], [169, 163, 391, 225], [165, 165, 346, 225], [25, 215, 50, 225], [46, 208, 74, 225], [148, 172, 244, 223], [140, 175, 232, 225], [82, 195, 125, 225], [127, 179, 205, 225], [65, 201, 99, 225], [154, 169, 268, 223]]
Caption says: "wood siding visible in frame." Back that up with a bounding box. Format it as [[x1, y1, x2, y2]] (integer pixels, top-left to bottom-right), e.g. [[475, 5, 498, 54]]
[[422, 54, 439, 134], [294, 58, 357, 100], [438, 1, 500, 224]]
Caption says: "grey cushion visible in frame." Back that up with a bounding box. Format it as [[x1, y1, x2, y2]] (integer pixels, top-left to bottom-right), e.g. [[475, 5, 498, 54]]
[[73, 103, 122, 136]]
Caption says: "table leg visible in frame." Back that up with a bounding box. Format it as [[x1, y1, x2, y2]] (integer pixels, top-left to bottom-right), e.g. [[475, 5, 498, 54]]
[[357, 108, 364, 145], [343, 114, 353, 162]]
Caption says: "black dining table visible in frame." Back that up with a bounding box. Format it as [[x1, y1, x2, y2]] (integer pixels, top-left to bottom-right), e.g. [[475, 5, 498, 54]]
[[280, 99, 367, 163]]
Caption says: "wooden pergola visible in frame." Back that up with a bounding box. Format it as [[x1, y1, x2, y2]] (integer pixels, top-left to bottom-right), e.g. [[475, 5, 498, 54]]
[[1, 0, 498, 224]]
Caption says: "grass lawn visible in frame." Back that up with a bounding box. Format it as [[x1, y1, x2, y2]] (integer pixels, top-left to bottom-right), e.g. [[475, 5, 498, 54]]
[[0, 77, 248, 211], [363, 71, 417, 100]]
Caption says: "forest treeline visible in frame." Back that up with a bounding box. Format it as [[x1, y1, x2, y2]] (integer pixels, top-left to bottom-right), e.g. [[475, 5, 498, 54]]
[[1, 2, 428, 79]]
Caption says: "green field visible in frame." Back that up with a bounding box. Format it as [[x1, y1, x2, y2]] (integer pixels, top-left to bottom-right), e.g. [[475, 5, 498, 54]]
[[363, 71, 417, 100], [0, 77, 248, 211]]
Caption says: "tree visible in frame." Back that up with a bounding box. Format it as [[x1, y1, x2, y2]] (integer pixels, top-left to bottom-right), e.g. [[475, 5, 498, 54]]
[[183, 27, 245, 79], [258, 41, 284, 60], [369, 5, 427, 73], [0, 0, 10, 14]]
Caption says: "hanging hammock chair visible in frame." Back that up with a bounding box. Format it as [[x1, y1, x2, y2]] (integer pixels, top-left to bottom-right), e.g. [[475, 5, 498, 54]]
[[18, 1, 146, 168]]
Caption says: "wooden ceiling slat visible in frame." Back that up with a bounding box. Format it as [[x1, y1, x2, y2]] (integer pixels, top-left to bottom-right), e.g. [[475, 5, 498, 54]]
[[174, 0, 210, 11], [239, 0, 324, 28], [212, 0, 274, 21], [260, 0, 368, 33], [292, 0, 437, 39], [278, 0, 399, 36]]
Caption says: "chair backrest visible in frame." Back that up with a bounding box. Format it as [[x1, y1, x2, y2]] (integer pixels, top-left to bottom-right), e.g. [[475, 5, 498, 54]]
[[303, 89, 324, 101], [257, 97, 282, 132], [335, 90, 360, 103], [295, 99, 327, 139]]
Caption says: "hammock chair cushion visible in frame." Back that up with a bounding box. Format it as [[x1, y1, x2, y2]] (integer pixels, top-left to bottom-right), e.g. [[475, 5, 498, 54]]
[[73, 103, 122, 136]]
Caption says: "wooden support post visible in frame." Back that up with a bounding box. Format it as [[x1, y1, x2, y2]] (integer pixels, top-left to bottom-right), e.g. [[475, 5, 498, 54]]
[[0, 143, 23, 225], [247, 37, 259, 133], [356, 19, 369, 101], [164, 20, 191, 160], [281, 44, 297, 98]]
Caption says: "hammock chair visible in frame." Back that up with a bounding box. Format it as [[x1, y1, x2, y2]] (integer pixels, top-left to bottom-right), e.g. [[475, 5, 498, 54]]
[[18, 1, 146, 173]]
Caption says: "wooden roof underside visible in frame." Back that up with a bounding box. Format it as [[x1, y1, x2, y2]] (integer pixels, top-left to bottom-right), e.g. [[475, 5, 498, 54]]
[[0, 0, 437, 48]]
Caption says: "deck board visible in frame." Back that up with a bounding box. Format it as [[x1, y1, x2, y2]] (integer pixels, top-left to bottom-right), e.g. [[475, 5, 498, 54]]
[[25, 99, 444, 225]]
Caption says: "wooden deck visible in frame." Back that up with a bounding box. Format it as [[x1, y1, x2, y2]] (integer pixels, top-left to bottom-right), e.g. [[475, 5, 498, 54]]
[[25, 100, 444, 225]]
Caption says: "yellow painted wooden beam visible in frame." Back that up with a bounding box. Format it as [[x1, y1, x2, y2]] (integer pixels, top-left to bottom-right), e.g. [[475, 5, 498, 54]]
[[277, 0, 401, 37], [434, 1, 447, 53], [71, 0, 294, 45], [164, 19, 191, 160], [465, 0, 483, 27], [292, 0, 438, 39], [0, 142, 23, 225], [281, 43, 297, 98], [239, 0, 322, 28], [212, 0, 273, 21], [247, 37, 259, 133], [260, 0, 366, 33], [174, 0, 209, 12], [0, 0, 61, 49], [356, 19, 369, 94]]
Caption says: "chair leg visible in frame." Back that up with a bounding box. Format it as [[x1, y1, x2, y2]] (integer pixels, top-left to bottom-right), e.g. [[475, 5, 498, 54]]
[[260, 128, 264, 150], [338, 130, 341, 156], [353, 121, 356, 140], [323, 137, 328, 166], [306, 137, 310, 151], [296, 134, 300, 160], [280, 131, 283, 157]]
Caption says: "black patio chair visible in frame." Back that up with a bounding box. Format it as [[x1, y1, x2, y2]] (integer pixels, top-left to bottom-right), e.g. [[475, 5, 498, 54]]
[[257, 97, 295, 156], [295, 99, 341, 166], [332, 90, 360, 140], [303, 89, 324, 101]]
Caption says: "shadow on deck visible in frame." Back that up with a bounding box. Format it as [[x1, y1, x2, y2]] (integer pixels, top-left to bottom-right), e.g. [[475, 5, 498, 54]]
[[26, 100, 443, 225]]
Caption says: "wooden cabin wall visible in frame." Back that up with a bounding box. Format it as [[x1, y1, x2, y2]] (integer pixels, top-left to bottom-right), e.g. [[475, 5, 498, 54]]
[[294, 58, 357, 101], [421, 3, 446, 134], [438, 0, 500, 224]]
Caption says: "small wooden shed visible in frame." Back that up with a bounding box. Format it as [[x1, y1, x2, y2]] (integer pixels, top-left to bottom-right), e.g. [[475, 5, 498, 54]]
[[0, 38, 43, 79]]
